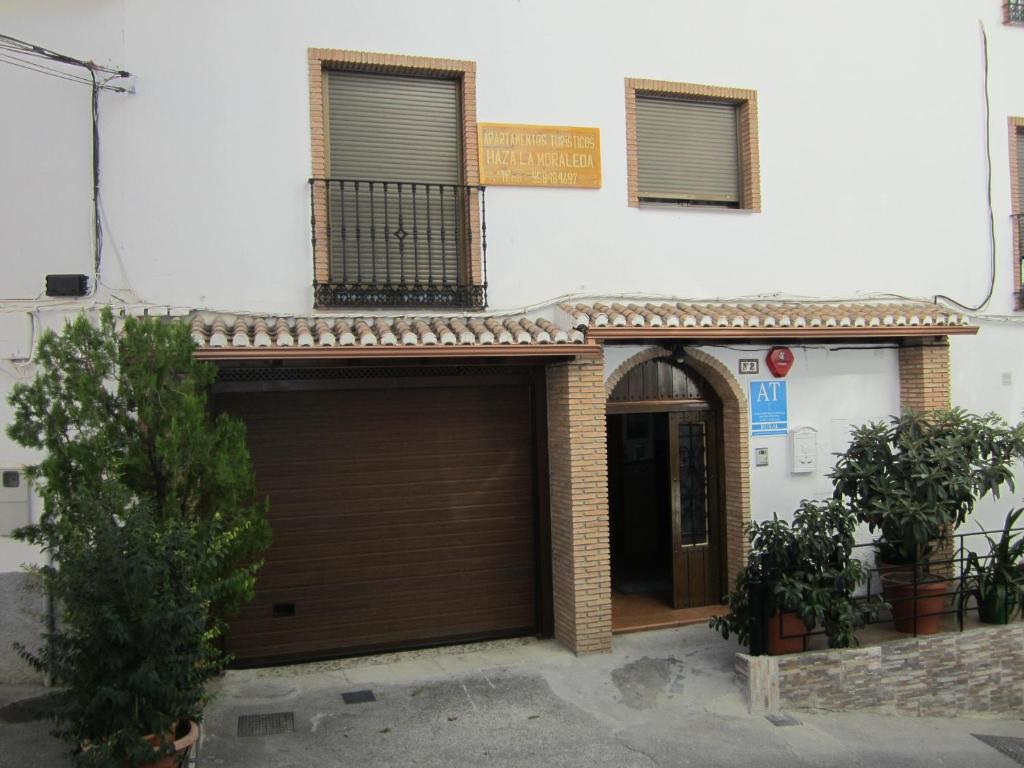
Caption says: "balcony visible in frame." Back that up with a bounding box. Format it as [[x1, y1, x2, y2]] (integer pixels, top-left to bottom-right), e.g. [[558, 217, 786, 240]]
[[1008, 0, 1024, 24], [309, 178, 487, 309]]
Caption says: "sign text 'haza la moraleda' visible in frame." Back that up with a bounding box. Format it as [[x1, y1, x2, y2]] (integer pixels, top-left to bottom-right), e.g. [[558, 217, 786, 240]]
[[477, 123, 601, 189]]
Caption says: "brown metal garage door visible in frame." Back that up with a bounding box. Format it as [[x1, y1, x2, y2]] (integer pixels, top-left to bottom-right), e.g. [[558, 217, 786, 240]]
[[219, 376, 538, 664]]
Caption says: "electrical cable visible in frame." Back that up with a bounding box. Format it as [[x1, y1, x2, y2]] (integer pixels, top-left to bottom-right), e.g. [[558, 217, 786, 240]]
[[0, 31, 132, 302], [0, 52, 127, 92], [89, 67, 102, 294], [0, 53, 96, 87], [0, 32, 128, 77], [933, 20, 997, 313], [683, 343, 900, 353]]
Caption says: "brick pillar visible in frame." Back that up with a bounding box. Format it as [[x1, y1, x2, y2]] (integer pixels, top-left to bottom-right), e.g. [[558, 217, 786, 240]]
[[898, 338, 951, 412], [898, 337, 954, 576], [546, 357, 611, 654]]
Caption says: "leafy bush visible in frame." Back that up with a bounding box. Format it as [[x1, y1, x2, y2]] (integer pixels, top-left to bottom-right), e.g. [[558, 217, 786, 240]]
[[7, 308, 271, 766], [711, 500, 880, 649], [830, 409, 1024, 566], [958, 507, 1024, 624]]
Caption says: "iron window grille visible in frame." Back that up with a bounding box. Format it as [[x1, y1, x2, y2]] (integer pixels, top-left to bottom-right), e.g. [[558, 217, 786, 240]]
[[310, 178, 487, 309]]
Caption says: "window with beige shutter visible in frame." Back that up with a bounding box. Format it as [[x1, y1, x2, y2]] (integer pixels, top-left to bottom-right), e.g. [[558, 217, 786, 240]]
[[324, 70, 462, 289], [635, 96, 740, 206], [307, 50, 485, 310], [625, 78, 761, 211]]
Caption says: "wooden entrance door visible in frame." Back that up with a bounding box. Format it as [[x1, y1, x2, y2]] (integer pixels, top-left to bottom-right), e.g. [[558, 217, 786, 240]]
[[668, 411, 722, 609]]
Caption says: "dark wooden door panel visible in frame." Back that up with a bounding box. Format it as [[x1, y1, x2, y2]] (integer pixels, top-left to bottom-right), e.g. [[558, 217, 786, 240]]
[[669, 411, 722, 609], [221, 381, 537, 663]]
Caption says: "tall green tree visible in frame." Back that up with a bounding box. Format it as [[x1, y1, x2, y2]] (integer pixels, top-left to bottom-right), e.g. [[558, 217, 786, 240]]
[[7, 307, 270, 765]]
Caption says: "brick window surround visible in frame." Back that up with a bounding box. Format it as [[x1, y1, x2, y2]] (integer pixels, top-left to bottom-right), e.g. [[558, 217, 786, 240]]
[[307, 49, 482, 293], [624, 78, 761, 211], [1008, 117, 1024, 309]]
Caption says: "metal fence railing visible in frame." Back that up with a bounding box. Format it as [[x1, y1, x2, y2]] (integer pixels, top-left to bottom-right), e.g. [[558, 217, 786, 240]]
[[746, 526, 1024, 655]]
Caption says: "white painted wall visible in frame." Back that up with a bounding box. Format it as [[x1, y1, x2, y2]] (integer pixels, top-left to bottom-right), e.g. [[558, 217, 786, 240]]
[[951, 324, 1024, 537], [2, 0, 1024, 570], [1, 0, 1023, 313], [697, 345, 901, 525]]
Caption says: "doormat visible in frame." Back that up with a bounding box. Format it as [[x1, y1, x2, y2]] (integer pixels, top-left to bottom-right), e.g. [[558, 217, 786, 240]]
[[237, 712, 295, 737], [974, 735, 1024, 765]]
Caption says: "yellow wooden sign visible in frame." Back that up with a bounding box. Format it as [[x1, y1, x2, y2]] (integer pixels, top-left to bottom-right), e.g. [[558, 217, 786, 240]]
[[477, 123, 601, 188]]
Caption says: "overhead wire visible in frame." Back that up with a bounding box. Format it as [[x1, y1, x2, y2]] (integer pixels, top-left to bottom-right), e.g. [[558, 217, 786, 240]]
[[0, 32, 128, 76], [0, 31, 132, 303], [0, 53, 110, 89], [933, 20, 996, 313]]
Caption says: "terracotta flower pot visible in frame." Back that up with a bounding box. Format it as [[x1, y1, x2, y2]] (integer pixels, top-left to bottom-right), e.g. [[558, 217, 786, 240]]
[[881, 572, 948, 635], [135, 720, 199, 768], [766, 611, 806, 655], [84, 720, 199, 768]]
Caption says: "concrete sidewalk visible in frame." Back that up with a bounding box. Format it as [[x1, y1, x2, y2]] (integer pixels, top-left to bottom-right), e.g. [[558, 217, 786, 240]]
[[3, 625, 1023, 767]]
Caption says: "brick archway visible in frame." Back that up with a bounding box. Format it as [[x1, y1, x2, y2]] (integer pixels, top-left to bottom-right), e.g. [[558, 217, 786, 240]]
[[605, 346, 752, 590]]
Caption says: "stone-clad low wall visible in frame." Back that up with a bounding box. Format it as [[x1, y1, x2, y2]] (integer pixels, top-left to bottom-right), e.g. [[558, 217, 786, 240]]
[[737, 624, 1024, 717]]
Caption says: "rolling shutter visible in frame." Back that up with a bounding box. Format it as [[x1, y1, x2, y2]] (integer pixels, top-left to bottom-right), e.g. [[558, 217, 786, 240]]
[[324, 70, 462, 284], [222, 379, 538, 664], [325, 70, 461, 184], [635, 95, 740, 204]]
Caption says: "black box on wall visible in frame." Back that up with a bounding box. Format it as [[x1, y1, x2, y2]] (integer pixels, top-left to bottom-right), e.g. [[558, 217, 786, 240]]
[[45, 274, 89, 297]]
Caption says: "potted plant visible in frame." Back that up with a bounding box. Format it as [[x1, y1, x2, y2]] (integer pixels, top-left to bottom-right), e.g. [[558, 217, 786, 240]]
[[711, 500, 880, 654], [958, 508, 1024, 625], [7, 309, 271, 767], [830, 409, 1024, 634]]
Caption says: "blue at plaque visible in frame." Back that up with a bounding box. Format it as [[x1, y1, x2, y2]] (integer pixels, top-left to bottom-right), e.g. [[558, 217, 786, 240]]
[[750, 380, 788, 436]]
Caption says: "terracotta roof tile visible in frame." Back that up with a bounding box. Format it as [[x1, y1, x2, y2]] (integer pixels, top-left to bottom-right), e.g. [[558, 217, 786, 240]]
[[558, 301, 970, 332], [190, 312, 586, 351]]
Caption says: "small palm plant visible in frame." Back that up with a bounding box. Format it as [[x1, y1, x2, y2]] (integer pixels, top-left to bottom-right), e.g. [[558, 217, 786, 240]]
[[958, 508, 1024, 625]]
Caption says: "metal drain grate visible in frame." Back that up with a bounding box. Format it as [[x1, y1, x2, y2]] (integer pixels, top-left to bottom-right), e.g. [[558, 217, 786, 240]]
[[342, 690, 376, 704], [765, 713, 802, 727], [237, 712, 295, 737], [974, 735, 1024, 765]]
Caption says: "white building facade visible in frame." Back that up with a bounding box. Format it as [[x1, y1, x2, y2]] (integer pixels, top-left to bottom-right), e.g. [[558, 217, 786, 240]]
[[0, 0, 1021, 677]]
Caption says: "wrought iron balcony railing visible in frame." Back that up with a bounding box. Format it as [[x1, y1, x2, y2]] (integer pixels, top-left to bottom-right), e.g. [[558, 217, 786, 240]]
[[1008, 0, 1024, 24], [309, 178, 487, 309]]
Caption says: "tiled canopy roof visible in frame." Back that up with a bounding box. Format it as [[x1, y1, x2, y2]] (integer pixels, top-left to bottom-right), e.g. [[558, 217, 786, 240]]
[[189, 300, 975, 359], [559, 301, 971, 331], [190, 313, 585, 350]]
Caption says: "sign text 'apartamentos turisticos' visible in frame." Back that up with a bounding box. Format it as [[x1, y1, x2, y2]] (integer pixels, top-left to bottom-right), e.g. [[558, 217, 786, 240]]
[[477, 123, 601, 188]]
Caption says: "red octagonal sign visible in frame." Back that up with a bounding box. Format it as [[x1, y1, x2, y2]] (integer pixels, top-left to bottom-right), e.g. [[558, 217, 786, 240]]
[[766, 346, 794, 378]]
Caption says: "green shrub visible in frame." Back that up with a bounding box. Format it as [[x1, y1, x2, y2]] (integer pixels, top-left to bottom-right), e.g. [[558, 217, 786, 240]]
[[711, 500, 881, 649], [830, 409, 1024, 566], [7, 308, 271, 766]]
